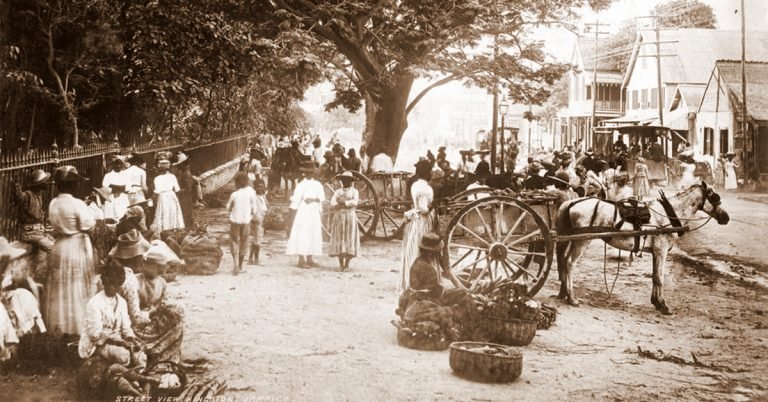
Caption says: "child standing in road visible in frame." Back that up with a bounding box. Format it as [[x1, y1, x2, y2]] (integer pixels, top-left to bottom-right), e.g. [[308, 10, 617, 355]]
[[227, 172, 258, 275], [328, 171, 360, 271], [248, 180, 269, 265]]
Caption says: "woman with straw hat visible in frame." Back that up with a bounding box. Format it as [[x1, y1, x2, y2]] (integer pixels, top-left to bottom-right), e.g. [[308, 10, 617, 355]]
[[328, 171, 361, 271], [45, 165, 97, 335], [286, 164, 325, 268], [151, 153, 185, 236]]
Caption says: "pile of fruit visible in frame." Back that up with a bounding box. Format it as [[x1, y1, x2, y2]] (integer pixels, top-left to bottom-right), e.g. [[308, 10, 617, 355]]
[[469, 278, 540, 321]]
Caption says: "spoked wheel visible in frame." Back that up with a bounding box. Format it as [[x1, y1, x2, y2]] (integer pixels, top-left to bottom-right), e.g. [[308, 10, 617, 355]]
[[371, 202, 408, 240], [443, 196, 553, 297], [447, 186, 494, 203], [321, 171, 380, 240]]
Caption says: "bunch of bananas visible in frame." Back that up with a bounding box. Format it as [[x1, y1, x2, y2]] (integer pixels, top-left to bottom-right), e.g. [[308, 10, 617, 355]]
[[470, 278, 540, 321]]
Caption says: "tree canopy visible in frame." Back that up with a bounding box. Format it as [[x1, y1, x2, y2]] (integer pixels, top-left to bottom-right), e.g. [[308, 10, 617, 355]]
[[0, 0, 320, 152], [259, 0, 612, 160]]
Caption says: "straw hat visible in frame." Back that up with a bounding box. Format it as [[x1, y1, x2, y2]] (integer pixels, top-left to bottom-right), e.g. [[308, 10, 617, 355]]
[[0, 237, 25, 260], [418, 232, 444, 251], [143, 240, 184, 266], [109, 229, 150, 259], [338, 171, 356, 182], [28, 169, 51, 187], [173, 152, 189, 166], [92, 187, 111, 201], [53, 165, 86, 183]]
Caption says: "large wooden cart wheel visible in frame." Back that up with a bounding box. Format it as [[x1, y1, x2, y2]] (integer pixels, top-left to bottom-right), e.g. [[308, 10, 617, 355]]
[[443, 196, 553, 297], [321, 171, 380, 240], [366, 172, 411, 240]]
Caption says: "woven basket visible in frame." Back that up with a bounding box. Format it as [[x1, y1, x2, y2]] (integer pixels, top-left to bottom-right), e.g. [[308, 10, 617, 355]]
[[148, 361, 187, 398], [449, 341, 523, 383], [476, 316, 537, 346], [396, 328, 451, 351]]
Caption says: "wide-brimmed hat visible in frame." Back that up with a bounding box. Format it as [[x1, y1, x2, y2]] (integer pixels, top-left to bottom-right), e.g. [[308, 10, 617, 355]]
[[123, 206, 148, 232], [128, 199, 150, 209], [53, 165, 86, 182], [637, 157, 646, 163], [109, 229, 150, 259], [92, 187, 111, 201], [143, 240, 184, 266], [0, 237, 25, 260], [28, 169, 51, 187], [418, 232, 444, 251], [338, 171, 356, 182], [173, 152, 189, 166]]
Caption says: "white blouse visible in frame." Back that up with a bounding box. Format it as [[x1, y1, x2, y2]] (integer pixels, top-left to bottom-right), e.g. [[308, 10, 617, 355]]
[[153, 173, 180, 194], [49, 194, 96, 236]]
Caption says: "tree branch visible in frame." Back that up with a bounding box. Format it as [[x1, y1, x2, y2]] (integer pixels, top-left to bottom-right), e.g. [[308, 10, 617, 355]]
[[406, 74, 459, 115]]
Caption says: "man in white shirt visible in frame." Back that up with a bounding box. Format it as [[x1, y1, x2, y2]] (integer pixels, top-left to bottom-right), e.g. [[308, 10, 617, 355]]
[[226, 172, 259, 275]]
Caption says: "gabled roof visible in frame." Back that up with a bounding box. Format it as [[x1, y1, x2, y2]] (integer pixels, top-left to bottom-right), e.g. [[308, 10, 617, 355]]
[[714, 60, 768, 122], [574, 37, 619, 72], [622, 29, 768, 88], [669, 84, 706, 111]]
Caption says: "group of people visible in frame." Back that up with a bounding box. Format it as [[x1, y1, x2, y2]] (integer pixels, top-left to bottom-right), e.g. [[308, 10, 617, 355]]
[[2, 153, 194, 396]]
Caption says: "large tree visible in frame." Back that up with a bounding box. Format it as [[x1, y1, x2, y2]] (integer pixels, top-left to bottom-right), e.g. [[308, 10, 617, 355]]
[[261, 0, 611, 161]]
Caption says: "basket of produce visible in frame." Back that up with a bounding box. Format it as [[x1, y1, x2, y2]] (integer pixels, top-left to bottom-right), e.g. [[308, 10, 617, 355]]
[[449, 341, 523, 383], [147, 360, 187, 397], [393, 320, 452, 351], [467, 278, 541, 346]]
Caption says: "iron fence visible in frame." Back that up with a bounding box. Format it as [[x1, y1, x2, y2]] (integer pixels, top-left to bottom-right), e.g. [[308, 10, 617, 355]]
[[0, 135, 251, 241]]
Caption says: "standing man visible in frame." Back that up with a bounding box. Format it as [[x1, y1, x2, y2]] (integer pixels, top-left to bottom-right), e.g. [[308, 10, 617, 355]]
[[13, 169, 54, 253], [173, 152, 196, 229], [311, 137, 325, 167], [260, 133, 276, 160]]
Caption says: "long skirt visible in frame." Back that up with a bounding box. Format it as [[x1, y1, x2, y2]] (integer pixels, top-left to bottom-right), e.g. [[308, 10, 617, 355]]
[[634, 176, 650, 198], [725, 166, 737, 190], [285, 203, 323, 256], [135, 304, 184, 365], [152, 192, 185, 236], [398, 211, 434, 296], [44, 233, 95, 335], [328, 208, 360, 257]]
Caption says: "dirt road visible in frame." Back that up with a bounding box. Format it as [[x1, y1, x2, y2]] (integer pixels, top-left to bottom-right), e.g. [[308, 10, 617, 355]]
[[3, 193, 767, 401]]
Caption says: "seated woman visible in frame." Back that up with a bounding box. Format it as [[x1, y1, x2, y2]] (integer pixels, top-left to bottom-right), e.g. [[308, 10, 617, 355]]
[[131, 242, 185, 365], [77, 260, 148, 397], [396, 233, 469, 342]]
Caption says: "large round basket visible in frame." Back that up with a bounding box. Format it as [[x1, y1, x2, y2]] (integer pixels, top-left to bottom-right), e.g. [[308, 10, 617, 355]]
[[478, 316, 537, 346], [449, 341, 523, 383], [396, 328, 451, 351]]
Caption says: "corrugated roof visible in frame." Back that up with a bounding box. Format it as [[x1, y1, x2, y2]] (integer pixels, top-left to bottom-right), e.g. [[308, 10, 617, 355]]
[[624, 29, 768, 87], [716, 61, 768, 121], [577, 37, 618, 72]]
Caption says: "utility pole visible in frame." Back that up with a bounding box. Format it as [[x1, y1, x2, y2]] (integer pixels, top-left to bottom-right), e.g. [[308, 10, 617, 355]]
[[584, 19, 609, 151], [491, 36, 499, 173], [741, 0, 751, 178], [655, 17, 664, 127]]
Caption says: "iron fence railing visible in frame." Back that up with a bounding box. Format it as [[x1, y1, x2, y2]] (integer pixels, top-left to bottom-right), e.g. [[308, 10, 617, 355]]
[[0, 135, 250, 241]]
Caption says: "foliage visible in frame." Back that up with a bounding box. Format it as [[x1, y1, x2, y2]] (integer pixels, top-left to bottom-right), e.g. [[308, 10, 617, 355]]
[[604, 0, 717, 74], [260, 0, 614, 159], [539, 76, 569, 121], [0, 0, 319, 152]]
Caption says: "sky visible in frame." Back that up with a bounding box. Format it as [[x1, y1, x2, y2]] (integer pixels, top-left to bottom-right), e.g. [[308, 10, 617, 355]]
[[543, 0, 768, 62]]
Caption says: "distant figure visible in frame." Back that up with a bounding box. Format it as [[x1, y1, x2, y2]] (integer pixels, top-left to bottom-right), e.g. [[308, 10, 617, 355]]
[[724, 154, 738, 190], [248, 180, 269, 265], [227, 172, 258, 275], [286, 166, 325, 268], [124, 154, 148, 206], [346, 148, 362, 172], [633, 157, 650, 200], [151, 155, 185, 235], [311, 137, 325, 167], [13, 169, 54, 253], [328, 171, 361, 271], [102, 158, 126, 188], [261, 133, 275, 159], [173, 152, 196, 229], [609, 174, 634, 201], [398, 160, 434, 296]]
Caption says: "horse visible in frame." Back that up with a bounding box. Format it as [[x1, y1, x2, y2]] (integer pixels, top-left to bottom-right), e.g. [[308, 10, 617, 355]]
[[554, 182, 729, 315]]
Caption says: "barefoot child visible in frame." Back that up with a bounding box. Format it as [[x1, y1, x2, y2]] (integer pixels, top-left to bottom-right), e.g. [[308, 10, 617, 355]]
[[329, 171, 360, 271], [286, 165, 324, 268], [248, 180, 269, 265], [226, 172, 258, 275]]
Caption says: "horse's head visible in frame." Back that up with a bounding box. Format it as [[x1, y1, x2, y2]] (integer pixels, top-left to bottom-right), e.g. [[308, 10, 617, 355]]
[[699, 182, 729, 224]]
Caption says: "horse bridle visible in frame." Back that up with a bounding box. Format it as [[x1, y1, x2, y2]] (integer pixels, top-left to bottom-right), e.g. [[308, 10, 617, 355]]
[[698, 184, 722, 212]]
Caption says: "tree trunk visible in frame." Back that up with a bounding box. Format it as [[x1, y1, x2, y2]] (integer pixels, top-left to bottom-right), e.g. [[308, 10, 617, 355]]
[[363, 73, 415, 162]]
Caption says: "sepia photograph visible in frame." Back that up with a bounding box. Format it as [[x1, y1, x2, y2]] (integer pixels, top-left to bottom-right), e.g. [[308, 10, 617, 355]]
[[0, 0, 766, 400]]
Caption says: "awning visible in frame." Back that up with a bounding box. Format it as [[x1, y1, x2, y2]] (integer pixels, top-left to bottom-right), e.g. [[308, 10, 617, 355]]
[[603, 116, 657, 126]]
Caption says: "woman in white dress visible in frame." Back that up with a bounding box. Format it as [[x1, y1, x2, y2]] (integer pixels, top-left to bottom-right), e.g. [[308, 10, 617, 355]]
[[286, 166, 325, 268], [724, 154, 738, 190], [398, 160, 436, 296], [151, 155, 185, 236], [45, 166, 97, 335]]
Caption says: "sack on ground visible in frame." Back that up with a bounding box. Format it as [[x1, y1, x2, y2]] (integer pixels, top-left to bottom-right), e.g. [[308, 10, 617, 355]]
[[180, 233, 222, 275]]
